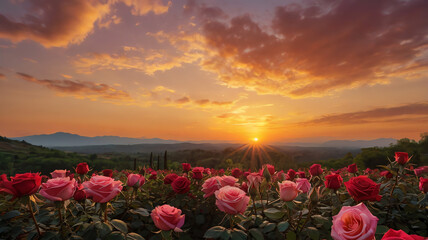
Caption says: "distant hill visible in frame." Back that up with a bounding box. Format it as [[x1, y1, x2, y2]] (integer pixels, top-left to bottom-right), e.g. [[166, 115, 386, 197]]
[[281, 138, 396, 148], [12, 132, 182, 147]]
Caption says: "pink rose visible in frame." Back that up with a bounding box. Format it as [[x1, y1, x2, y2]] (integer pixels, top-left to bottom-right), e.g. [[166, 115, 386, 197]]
[[414, 166, 428, 176], [127, 174, 145, 188], [331, 203, 378, 240], [247, 173, 262, 190], [215, 186, 250, 215], [220, 175, 238, 187], [296, 178, 311, 193], [82, 175, 123, 203], [40, 177, 77, 202], [151, 204, 185, 232], [50, 170, 70, 179], [278, 180, 299, 202], [202, 176, 222, 198]]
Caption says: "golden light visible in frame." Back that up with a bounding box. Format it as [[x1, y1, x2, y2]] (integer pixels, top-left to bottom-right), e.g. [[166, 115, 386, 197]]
[[253, 137, 259, 142]]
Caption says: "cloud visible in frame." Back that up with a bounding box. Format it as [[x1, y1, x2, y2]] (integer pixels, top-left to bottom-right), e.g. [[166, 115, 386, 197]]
[[16, 72, 133, 102], [0, 0, 171, 48], [301, 102, 428, 125], [118, 0, 171, 15], [198, 0, 428, 97], [0, 0, 111, 47], [0, 73, 5, 79]]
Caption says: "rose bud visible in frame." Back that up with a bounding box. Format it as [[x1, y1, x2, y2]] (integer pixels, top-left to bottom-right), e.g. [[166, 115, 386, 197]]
[[102, 169, 113, 178], [287, 169, 296, 180], [192, 167, 204, 180], [182, 163, 191, 172], [309, 164, 323, 176], [419, 177, 428, 193], [381, 229, 425, 240], [325, 174, 343, 190], [73, 184, 87, 201], [127, 174, 145, 188], [231, 168, 242, 178], [76, 162, 89, 175], [347, 163, 357, 173], [395, 152, 409, 165], [380, 170, 393, 179]]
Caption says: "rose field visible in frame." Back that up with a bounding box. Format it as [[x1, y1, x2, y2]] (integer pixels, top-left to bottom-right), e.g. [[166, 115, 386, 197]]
[[0, 152, 427, 240]]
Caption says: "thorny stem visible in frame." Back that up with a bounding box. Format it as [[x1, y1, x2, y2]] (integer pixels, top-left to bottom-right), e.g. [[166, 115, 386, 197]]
[[386, 174, 399, 222], [28, 197, 41, 237]]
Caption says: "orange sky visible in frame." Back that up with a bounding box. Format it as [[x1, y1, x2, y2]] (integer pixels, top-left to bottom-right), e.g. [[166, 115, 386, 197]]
[[0, 0, 427, 143]]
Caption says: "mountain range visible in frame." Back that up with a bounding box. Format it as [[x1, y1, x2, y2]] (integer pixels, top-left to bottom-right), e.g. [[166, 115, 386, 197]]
[[12, 132, 397, 148]]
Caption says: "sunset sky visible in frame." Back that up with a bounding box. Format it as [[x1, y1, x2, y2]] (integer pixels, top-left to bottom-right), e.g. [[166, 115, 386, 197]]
[[0, 0, 427, 143]]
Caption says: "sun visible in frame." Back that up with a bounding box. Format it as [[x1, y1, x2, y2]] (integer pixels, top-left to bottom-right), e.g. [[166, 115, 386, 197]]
[[253, 137, 259, 142]]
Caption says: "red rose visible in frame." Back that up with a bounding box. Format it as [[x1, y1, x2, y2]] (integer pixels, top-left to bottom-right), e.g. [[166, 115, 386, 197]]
[[287, 169, 296, 180], [149, 171, 157, 180], [395, 152, 409, 165], [347, 163, 357, 173], [73, 184, 87, 201], [192, 167, 204, 180], [218, 169, 225, 176], [309, 164, 323, 176], [381, 229, 425, 240], [231, 168, 242, 178], [182, 163, 191, 172], [171, 177, 190, 194], [76, 162, 89, 175], [380, 170, 393, 179], [297, 171, 306, 179], [164, 173, 179, 184], [345, 176, 382, 202], [419, 177, 428, 193], [102, 169, 113, 177], [325, 174, 343, 190], [0, 173, 42, 199]]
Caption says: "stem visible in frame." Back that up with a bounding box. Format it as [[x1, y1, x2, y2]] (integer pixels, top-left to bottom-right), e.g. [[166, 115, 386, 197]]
[[28, 198, 41, 237], [385, 174, 399, 222], [252, 198, 257, 218], [229, 215, 234, 229], [104, 207, 108, 222]]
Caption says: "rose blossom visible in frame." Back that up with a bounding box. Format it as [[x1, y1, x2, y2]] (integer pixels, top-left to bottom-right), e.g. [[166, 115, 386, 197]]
[[395, 152, 409, 165], [73, 184, 86, 201], [380, 170, 393, 179], [231, 168, 242, 178], [296, 178, 311, 193], [164, 173, 179, 184], [414, 166, 428, 176], [51, 170, 70, 179], [82, 175, 122, 203], [287, 169, 296, 180], [220, 176, 238, 187], [215, 186, 250, 215], [247, 173, 262, 190], [347, 163, 357, 173], [240, 182, 248, 192], [171, 177, 190, 194], [331, 203, 378, 240], [419, 177, 428, 193], [345, 176, 382, 202], [192, 167, 204, 180], [149, 171, 157, 180], [309, 164, 323, 176], [0, 173, 42, 199], [76, 162, 89, 175], [40, 177, 77, 202], [127, 174, 145, 188], [182, 163, 191, 172], [278, 180, 299, 202], [325, 174, 343, 190], [381, 229, 425, 240], [151, 204, 185, 232], [297, 171, 306, 179], [102, 169, 113, 177], [202, 176, 222, 198]]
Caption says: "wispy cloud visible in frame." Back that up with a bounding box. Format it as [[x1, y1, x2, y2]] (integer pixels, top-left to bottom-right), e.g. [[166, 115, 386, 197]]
[[16, 72, 133, 102], [301, 102, 428, 125]]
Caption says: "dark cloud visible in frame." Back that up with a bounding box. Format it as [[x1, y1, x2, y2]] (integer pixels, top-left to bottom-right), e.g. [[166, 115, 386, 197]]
[[301, 102, 428, 125], [200, 0, 428, 97], [16, 72, 132, 101], [175, 96, 191, 104]]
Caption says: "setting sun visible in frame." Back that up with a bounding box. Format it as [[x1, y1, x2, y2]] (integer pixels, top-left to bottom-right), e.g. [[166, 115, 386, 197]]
[[253, 137, 259, 142]]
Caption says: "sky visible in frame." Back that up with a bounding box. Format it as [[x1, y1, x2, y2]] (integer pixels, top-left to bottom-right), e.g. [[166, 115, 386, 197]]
[[0, 0, 427, 143]]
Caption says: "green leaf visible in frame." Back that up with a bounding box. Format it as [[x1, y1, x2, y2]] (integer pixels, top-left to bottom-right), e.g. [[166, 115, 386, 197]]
[[127, 233, 145, 240], [304, 227, 319, 240], [0, 210, 20, 220], [130, 208, 150, 217], [110, 219, 128, 234], [286, 231, 296, 240], [277, 222, 289, 232], [204, 226, 226, 239], [96, 221, 113, 237], [376, 225, 389, 235], [263, 208, 285, 221], [249, 228, 264, 240], [263, 223, 276, 233], [231, 229, 247, 240], [107, 231, 126, 240]]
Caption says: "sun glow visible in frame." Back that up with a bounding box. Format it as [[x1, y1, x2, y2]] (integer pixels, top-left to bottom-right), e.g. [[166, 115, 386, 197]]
[[253, 137, 259, 142]]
